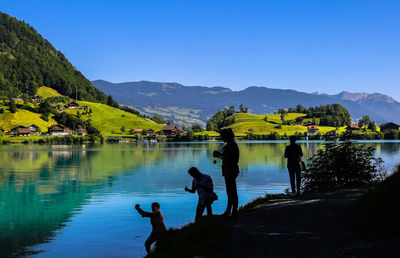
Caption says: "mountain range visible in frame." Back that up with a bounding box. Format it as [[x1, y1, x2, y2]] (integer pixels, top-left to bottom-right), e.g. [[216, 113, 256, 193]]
[[92, 80, 400, 126]]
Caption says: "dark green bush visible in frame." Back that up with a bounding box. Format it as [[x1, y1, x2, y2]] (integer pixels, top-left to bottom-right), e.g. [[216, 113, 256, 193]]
[[303, 140, 385, 192]]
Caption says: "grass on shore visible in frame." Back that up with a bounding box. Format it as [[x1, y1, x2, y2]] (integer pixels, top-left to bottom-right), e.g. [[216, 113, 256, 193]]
[[151, 217, 230, 258], [351, 164, 400, 240]]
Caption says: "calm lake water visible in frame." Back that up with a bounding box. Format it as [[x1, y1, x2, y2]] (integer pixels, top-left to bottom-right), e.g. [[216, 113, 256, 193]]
[[0, 141, 399, 257]]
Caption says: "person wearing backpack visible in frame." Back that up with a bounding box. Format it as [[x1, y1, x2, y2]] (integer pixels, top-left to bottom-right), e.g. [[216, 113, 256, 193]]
[[184, 167, 216, 221]]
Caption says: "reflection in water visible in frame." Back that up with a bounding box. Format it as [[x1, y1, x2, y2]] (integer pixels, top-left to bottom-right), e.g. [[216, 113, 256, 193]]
[[0, 141, 399, 257]]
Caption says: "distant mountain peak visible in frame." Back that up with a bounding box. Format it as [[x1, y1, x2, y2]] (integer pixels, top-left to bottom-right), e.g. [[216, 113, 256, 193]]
[[336, 91, 395, 104]]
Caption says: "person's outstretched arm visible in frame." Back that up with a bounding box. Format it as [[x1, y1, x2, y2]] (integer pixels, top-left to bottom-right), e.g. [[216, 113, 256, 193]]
[[135, 204, 158, 218]]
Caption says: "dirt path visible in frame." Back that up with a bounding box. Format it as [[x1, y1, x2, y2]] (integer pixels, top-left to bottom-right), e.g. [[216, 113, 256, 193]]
[[215, 189, 400, 257]]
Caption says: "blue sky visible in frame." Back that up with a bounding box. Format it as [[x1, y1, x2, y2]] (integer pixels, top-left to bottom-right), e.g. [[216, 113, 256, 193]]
[[2, 0, 400, 100]]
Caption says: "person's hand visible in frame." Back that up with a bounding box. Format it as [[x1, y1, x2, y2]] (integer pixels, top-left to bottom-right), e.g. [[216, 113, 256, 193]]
[[213, 151, 221, 158], [184, 186, 189, 192], [135, 204, 140, 209]]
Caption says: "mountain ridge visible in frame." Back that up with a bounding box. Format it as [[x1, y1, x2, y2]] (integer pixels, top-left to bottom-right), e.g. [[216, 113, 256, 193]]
[[92, 80, 400, 126]]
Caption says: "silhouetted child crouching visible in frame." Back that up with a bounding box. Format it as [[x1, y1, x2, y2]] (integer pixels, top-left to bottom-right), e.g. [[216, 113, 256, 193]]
[[135, 202, 166, 255]]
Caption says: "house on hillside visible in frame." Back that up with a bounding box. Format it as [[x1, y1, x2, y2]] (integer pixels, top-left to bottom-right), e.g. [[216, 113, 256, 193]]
[[162, 125, 178, 137], [48, 125, 72, 136], [28, 124, 40, 134], [17, 127, 31, 137], [325, 130, 337, 136], [12, 98, 23, 102], [307, 125, 319, 135], [9, 126, 27, 135], [67, 102, 79, 109], [347, 124, 360, 131], [133, 128, 143, 134], [77, 128, 86, 136], [380, 122, 400, 132]]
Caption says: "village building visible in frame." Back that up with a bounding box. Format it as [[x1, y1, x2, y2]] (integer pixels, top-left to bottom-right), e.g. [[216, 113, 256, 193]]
[[347, 124, 361, 131], [67, 102, 79, 109], [17, 127, 31, 137], [11, 98, 23, 102], [380, 122, 400, 132], [77, 128, 86, 136], [307, 125, 319, 135], [9, 126, 27, 134], [28, 124, 40, 133], [133, 128, 143, 133], [162, 125, 178, 137], [325, 130, 337, 136], [48, 125, 72, 136]]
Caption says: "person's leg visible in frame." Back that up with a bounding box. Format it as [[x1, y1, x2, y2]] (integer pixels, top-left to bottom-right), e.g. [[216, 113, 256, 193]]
[[206, 202, 213, 216], [195, 201, 206, 221], [224, 176, 232, 215], [295, 167, 301, 194], [145, 232, 157, 254], [230, 177, 238, 216], [288, 166, 296, 194]]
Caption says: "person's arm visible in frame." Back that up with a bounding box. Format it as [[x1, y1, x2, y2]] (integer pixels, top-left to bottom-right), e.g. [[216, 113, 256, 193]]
[[135, 204, 158, 218], [184, 179, 197, 194], [184, 185, 196, 193], [298, 145, 303, 157], [284, 146, 289, 158]]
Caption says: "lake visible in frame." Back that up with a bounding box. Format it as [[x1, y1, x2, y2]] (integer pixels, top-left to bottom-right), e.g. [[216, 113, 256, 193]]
[[0, 141, 399, 257]]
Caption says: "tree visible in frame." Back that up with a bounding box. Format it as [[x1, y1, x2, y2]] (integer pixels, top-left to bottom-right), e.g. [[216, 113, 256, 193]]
[[358, 115, 372, 128], [121, 126, 126, 133], [191, 124, 204, 132], [368, 121, 377, 132], [9, 98, 16, 113], [281, 112, 287, 123], [107, 95, 119, 108]]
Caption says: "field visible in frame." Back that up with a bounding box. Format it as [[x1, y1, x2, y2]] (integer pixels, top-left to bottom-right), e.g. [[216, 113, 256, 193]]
[[36, 86, 62, 98], [0, 105, 56, 131], [210, 112, 347, 136], [77, 101, 163, 136]]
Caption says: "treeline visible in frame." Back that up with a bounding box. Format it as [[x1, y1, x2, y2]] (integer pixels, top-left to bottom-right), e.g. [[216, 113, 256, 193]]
[[0, 12, 107, 102], [284, 104, 351, 127], [206, 104, 248, 131]]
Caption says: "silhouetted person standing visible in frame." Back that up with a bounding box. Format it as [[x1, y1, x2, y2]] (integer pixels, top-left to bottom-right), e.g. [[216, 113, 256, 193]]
[[213, 128, 240, 218], [135, 202, 166, 255], [284, 136, 303, 195], [185, 167, 215, 221]]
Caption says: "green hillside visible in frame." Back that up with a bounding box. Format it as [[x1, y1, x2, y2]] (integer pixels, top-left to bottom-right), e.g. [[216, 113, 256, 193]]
[[0, 104, 56, 131], [0, 12, 107, 102], [36, 86, 62, 98], [76, 101, 163, 135], [220, 112, 346, 136]]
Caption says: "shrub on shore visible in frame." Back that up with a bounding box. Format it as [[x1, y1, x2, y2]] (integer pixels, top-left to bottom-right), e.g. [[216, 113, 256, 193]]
[[302, 139, 385, 192]]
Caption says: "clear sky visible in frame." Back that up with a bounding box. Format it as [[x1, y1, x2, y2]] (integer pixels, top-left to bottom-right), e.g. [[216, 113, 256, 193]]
[[2, 0, 400, 100]]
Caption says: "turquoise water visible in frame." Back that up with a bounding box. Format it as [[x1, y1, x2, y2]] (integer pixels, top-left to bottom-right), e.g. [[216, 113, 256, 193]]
[[0, 141, 399, 257]]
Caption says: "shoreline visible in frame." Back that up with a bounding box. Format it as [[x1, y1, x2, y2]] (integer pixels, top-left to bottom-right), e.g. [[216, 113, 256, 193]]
[[151, 188, 400, 257]]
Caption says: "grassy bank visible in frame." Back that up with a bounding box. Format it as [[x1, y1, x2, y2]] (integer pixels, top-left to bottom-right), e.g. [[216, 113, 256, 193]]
[[351, 164, 400, 240], [151, 217, 230, 258]]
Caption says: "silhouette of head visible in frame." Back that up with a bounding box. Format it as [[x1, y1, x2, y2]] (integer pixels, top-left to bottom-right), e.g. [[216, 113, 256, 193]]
[[151, 202, 160, 212], [290, 135, 297, 144], [220, 128, 235, 142], [188, 167, 201, 179]]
